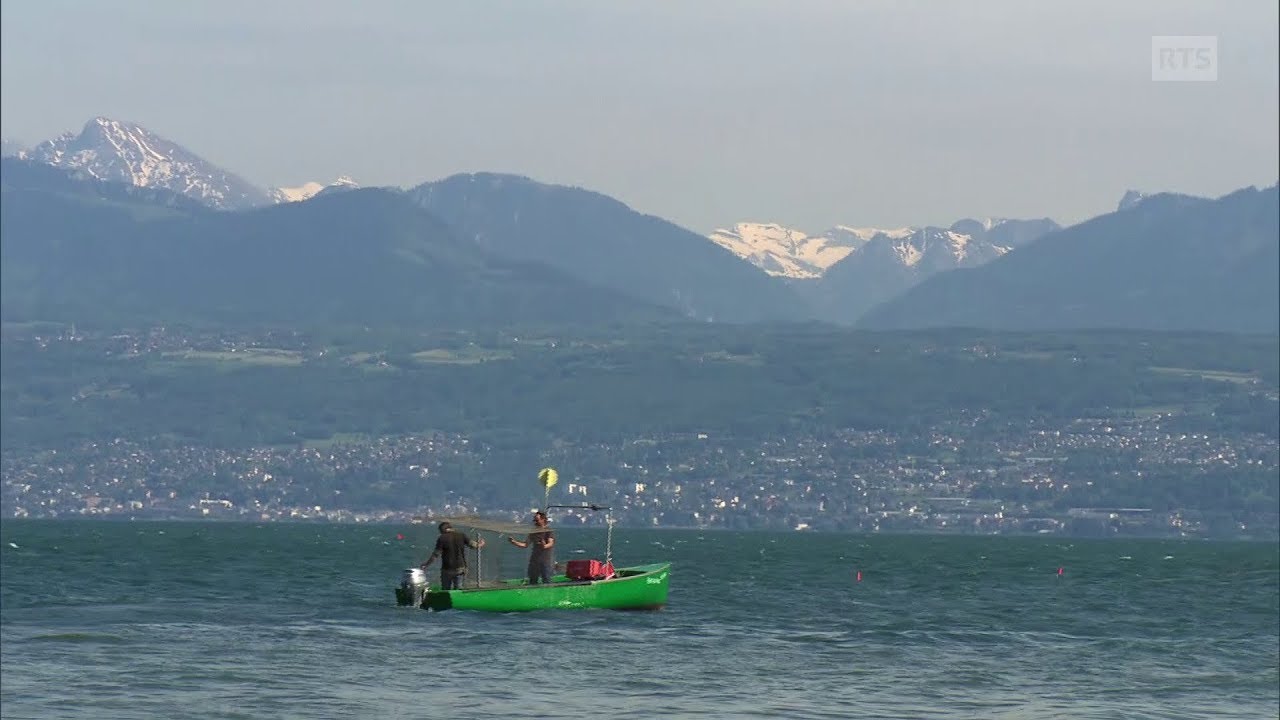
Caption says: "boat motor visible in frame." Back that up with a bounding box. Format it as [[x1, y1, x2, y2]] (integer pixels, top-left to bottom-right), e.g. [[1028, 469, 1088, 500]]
[[395, 568, 429, 607]]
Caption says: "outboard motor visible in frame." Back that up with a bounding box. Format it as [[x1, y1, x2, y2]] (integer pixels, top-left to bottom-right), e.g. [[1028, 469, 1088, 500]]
[[395, 568, 429, 607]]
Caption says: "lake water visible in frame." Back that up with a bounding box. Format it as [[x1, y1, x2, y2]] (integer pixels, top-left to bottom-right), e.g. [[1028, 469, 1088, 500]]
[[2, 521, 1276, 719]]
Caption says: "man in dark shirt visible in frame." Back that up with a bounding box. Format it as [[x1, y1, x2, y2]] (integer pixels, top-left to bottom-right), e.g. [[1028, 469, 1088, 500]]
[[421, 521, 484, 590], [508, 510, 556, 584]]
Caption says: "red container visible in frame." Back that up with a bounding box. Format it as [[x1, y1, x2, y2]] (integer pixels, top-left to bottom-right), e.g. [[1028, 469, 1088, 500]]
[[565, 559, 615, 580]]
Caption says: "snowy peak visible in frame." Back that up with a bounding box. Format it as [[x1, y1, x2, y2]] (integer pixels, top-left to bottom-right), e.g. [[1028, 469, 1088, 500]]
[[268, 175, 360, 203], [711, 215, 1061, 283], [26, 117, 271, 210], [269, 181, 328, 203], [867, 218, 1060, 272], [810, 217, 1061, 325], [862, 227, 986, 272], [708, 222, 853, 278], [19, 117, 364, 210], [707, 215, 1061, 278], [708, 222, 905, 279], [886, 227, 1006, 269]]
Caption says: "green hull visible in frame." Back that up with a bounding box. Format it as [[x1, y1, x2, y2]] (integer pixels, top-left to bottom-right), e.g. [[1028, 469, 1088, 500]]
[[420, 563, 670, 612]]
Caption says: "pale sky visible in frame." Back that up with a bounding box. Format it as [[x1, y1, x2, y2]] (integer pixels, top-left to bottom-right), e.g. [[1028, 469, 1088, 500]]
[[1, 1, 1276, 233]]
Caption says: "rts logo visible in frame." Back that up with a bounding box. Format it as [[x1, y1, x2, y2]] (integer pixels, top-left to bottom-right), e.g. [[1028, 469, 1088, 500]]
[[1151, 36, 1218, 82]]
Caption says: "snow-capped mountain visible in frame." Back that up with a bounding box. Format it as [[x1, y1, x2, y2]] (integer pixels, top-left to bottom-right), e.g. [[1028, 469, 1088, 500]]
[[782, 216, 1061, 324], [865, 225, 1009, 272], [710, 217, 1057, 280], [841, 217, 1061, 279], [26, 117, 271, 210], [20, 117, 365, 211], [268, 176, 359, 203], [708, 223, 913, 279]]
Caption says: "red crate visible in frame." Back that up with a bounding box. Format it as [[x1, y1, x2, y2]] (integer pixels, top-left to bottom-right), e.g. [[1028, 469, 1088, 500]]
[[565, 559, 614, 580]]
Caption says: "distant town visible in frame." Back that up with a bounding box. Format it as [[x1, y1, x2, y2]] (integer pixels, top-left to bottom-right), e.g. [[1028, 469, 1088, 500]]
[[3, 325, 1277, 540], [5, 424, 1275, 539]]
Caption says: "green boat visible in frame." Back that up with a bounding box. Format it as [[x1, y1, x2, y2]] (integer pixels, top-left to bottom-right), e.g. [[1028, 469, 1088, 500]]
[[413, 562, 670, 612], [396, 488, 672, 612]]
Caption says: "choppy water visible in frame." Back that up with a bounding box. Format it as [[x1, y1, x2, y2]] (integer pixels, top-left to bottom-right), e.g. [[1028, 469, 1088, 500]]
[[1, 521, 1276, 719]]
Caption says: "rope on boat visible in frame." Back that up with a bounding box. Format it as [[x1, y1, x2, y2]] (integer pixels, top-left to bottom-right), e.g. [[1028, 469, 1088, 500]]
[[605, 514, 615, 567]]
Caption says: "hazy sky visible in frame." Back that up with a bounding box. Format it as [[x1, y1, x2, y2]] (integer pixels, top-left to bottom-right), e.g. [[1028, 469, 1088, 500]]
[[2, 1, 1276, 233]]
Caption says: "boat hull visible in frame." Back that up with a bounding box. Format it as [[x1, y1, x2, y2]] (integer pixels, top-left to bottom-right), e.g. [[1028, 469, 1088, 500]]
[[418, 562, 670, 612]]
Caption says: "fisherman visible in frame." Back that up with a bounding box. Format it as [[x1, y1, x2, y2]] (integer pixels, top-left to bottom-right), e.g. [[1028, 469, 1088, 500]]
[[509, 510, 556, 585], [421, 521, 484, 591]]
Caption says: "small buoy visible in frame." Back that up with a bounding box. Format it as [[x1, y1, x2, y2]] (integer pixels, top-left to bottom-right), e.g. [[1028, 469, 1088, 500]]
[[1057, 567, 1064, 576], [856, 570, 862, 582], [396, 533, 404, 541]]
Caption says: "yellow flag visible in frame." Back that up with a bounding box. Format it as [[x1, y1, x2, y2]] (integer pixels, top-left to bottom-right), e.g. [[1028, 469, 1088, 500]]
[[538, 467, 558, 489]]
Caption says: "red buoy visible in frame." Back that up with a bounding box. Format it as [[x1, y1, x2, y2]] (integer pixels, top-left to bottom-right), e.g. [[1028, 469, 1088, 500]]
[[1057, 567, 1064, 576], [856, 570, 862, 582]]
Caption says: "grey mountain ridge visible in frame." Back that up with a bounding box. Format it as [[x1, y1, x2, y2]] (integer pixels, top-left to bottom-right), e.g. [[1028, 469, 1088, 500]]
[[797, 218, 1060, 324], [859, 184, 1280, 333], [407, 172, 807, 323], [0, 157, 673, 328]]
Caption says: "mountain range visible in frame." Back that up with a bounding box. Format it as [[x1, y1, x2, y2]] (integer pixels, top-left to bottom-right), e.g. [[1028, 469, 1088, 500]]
[[859, 185, 1280, 333], [0, 157, 669, 328], [707, 217, 1059, 281], [712, 217, 1063, 322], [2, 117, 1276, 333], [406, 173, 801, 323], [7, 117, 357, 211], [707, 223, 905, 279]]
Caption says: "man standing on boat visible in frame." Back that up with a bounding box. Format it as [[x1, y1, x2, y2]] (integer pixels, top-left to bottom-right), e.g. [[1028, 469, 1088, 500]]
[[421, 521, 484, 591], [509, 511, 555, 584]]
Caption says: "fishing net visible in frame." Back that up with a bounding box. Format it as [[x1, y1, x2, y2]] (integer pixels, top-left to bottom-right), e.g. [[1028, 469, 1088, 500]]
[[410, 511, 616, 589], [412, 515, 548, 589]]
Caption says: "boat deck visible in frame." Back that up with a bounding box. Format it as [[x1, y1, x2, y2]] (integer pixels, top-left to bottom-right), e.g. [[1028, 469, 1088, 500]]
[[440, 563, 666, 593], [418, 563, 671, 612]]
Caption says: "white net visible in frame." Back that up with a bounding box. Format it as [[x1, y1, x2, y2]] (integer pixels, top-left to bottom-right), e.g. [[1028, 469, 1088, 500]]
[[410, 511, 614, 589], [412, 515, 546, 589]]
